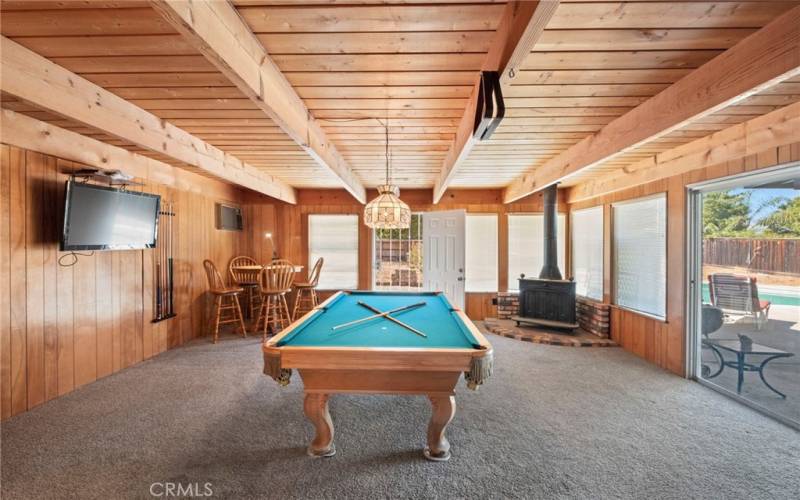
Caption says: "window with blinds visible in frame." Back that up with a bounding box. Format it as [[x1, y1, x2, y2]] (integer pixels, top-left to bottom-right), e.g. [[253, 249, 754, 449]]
[[612, 195, 667, 319], [507, 214, 566, 291], [571, 206, 604, 300], [308, 214, 359, 290], [465, 214, 498, 292]]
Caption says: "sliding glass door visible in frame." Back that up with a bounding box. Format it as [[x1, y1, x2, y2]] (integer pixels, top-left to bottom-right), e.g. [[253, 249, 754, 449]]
[[688, 164, 800, 429]]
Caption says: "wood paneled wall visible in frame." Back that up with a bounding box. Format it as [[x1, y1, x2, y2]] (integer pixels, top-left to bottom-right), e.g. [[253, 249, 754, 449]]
[[569, 142, 800, 376], [0, 144, 251, 420], [242, 187, 566, 320]]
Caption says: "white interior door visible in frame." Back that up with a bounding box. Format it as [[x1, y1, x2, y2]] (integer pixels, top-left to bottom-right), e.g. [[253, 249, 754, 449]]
[[422, 210, 465, 309]]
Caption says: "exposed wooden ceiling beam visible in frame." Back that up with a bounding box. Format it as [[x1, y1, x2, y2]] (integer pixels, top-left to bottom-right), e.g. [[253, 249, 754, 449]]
[[504, 5, 800, 204], [0, 36, 297, 204], [1, 108, 245, 200], [150, 0, 367, 203], [567, 101, 800, 203], [432, 1, 559, 204]]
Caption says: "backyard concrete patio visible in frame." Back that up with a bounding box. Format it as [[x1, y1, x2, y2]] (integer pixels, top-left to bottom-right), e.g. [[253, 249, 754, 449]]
[[701, 304, 800, 424]]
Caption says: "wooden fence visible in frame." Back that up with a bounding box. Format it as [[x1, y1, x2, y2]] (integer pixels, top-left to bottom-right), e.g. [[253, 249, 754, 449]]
[[703, 238, 799, 274]]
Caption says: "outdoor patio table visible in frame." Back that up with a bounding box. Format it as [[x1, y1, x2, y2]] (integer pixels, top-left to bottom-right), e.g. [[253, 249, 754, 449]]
[[702, 339, 795, 398]]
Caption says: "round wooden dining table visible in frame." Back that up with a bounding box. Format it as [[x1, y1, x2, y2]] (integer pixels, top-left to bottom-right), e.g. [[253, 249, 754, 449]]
[[232, 264, 304, 273]]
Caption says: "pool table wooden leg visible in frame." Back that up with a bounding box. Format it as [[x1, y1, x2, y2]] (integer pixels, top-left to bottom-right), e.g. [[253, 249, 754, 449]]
[[303, 393, 336, 458], [424, 395, 455, 461]]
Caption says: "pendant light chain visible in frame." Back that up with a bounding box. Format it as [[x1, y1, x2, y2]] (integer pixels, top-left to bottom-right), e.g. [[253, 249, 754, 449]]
[[385, 118, 390, 185], [363, 116, 410, 229]]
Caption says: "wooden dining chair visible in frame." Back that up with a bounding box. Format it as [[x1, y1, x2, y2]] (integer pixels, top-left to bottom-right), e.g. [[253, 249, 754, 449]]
[[255, 259, 295, 341], [292, 257, 324, 320], [228, 255, 262, 319], [203, 259, 247, 343]]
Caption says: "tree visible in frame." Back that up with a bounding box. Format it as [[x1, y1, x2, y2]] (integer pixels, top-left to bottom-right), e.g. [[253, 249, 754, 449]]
[[374, 214, 421, 240], [703, 191, 752, 237], [758, 196, 800, 236]]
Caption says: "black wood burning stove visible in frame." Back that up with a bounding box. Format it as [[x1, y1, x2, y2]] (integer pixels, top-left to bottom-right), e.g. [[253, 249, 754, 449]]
[[516, 278, 576, 327], [511, 184, 578, 331]]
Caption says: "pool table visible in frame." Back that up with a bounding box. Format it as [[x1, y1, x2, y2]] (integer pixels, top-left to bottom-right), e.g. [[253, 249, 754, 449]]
[[262, 290, 493, 461]]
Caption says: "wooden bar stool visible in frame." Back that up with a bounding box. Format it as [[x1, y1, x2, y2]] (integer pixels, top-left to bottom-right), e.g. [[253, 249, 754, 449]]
[[255, 259, 295, 341], [228, 256, 262, 319], [293, 257, 324, 320], [203, 259, 247, 343]]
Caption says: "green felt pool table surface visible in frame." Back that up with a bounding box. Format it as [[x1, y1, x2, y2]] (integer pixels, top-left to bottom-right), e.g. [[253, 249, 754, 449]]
[[276, 291, 481, 349]]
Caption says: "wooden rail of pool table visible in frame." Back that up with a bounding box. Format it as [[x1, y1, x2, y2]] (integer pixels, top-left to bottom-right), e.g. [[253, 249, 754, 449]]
[[262, 291, 492, 383], [265, 291, 492, 350]]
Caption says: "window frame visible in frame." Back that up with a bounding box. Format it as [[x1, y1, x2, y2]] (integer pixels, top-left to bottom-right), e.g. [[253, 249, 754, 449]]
[[371, 212, 424, 292], [611, 193, 668, 321]]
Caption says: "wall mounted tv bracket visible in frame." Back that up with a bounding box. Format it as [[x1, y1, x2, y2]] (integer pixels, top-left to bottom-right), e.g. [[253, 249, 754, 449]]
[[71, 168, 143, 189]]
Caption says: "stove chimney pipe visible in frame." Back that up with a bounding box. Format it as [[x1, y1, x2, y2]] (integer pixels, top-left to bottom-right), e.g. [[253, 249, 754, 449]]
[[539, 184, 562, 280]]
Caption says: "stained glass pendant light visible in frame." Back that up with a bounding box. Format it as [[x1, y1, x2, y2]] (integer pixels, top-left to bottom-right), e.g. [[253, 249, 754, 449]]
[[363, 120, 411, 229]]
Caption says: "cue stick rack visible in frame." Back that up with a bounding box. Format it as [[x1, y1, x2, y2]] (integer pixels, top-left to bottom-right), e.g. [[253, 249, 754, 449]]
[[153, 201, 176, 323]]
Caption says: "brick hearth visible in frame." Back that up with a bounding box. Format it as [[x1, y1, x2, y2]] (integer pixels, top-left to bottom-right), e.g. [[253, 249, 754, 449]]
[[494, 292, 611, 339], [483, 318, 617, 347], [576, 297, 610, 339], [496, 292, 519, 320]]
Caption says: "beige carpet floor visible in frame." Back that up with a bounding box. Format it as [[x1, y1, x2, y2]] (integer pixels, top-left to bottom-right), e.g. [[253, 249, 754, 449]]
[[2, 333, 798, 499]]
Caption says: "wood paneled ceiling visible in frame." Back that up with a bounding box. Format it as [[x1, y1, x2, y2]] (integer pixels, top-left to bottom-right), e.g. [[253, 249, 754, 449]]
[[2, 0, 799, 197], [235, 0, 505, 188], [451, 0, 800, 188], [560, 77, 800, 188], [0, 1, 343, 188]]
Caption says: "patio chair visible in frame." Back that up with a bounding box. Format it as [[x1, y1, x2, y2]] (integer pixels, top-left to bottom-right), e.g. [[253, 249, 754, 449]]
[[708, 273, 771, 330], [700, 305, 725, 378]]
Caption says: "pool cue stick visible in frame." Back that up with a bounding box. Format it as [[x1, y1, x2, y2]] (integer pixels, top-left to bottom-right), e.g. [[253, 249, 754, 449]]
[[331, 302, 426, 331], [357, 302, 427, 338], [167, 202, 174, 316], [155, 259, 162, 319], [156, 205, 164, 319]]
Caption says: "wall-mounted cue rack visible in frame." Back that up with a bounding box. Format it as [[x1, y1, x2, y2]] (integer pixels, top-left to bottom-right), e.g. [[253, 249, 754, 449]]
[[153, 202, 176, 323]]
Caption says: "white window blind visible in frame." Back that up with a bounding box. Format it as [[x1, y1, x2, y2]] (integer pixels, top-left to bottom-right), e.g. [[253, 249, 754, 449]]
[[507, 214, 565, 291], [465, 214, 498, 292], [613, 195, 667, 319], [308, 214, 359, 290], [571, 207, 604, 300]]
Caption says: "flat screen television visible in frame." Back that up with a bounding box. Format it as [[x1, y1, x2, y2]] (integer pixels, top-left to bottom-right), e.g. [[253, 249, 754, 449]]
[[215, 202, 243, 231], [61, 181, 161, 251]]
